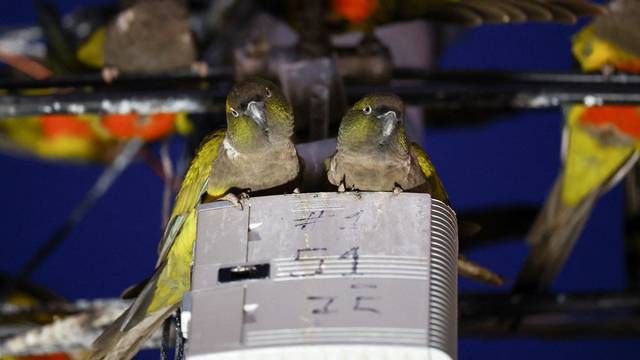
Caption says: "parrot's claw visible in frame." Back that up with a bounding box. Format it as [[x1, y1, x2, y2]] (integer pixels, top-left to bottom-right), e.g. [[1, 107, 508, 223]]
[[101, 67, 120, 83], [239, 191, 250, 201], [602, 63, 616, 78], [293, 187, 301, 194], [191, 61, 209, 77], [220, 193, 244, 210], [338, 182, 346, 193], [392, 185, 404, 195]]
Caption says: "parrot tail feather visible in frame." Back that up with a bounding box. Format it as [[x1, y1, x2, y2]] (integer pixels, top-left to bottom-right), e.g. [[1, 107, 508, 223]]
[[458, 255, 504, 286], [515, 177, 598, 293], [88, 303, 177, 360], [517, 149, 639, 293], [89, 263, 178, 360]]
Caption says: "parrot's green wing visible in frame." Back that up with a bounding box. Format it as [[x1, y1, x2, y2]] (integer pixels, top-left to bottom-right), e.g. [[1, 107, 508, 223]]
[[90, 130, 225, 360], [411, 143, 449, 204], [156, 129, 225, 259], [171, 129, 226, 218]]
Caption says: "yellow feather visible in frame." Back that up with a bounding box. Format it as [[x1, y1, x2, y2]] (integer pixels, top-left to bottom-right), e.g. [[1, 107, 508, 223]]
[[90, 130, 228, 359], [77, 26, 106, 68], [174, 112, 193, 135], [170, 130, 226, 218], [0, 115, 102, 161], [149, 209, 196, 313], [561, 106, 636, 206], [156, 130, 225, 259], [411, 143, 449, 204]]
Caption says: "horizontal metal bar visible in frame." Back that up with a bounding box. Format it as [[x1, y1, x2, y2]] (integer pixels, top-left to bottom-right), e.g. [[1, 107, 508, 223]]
[[460, 291, 640, 319], [2, 69, 640, 117], [461, 317, 640, 337], [393, 68, 640, 85], [0, 67, 235, 90], [460, 291, 640, 337], [0, 89, 228, 116]]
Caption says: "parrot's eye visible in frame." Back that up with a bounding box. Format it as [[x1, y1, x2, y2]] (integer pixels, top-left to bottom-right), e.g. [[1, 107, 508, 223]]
[[265, 88, 272, 98], [230, 108, 239, 117], [363, 106, 372, 115]]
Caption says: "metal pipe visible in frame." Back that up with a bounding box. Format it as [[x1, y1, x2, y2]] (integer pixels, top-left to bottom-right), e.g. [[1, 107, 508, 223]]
[[2, 70, 640, 117]]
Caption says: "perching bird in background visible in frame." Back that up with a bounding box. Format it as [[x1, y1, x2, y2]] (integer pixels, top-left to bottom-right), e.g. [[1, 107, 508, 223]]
[[0, 113, 192, 163], [79, 0, 204, 82], [327, 93, 503, 285], [514, 0, 640, 293], [571, 0, 640, 74], [88, 78, 300, 360]]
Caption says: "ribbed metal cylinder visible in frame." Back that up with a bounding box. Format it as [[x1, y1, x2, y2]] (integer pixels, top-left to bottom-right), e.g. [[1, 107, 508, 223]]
[[183, 192, 458, 360]]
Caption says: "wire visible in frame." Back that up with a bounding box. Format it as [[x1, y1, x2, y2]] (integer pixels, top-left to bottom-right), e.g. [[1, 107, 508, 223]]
[[175, 307, 184, 360], [160, 317, 171, 360], [0, 138, 144, 303]]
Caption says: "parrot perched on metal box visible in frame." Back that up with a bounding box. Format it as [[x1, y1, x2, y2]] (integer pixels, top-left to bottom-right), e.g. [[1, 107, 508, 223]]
[[327, 93, 503, 285], [515, 0, 640, 293], [88, 78, 300, 360]]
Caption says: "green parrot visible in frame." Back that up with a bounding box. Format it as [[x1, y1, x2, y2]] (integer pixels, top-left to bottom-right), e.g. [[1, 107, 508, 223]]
[[327, 93, 502, 285], [88, 78, 300, 360]]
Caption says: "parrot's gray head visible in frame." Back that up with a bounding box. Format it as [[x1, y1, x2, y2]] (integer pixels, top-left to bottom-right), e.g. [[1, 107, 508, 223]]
[[337, 93, 408, 153], [226, 78, 294, 145]]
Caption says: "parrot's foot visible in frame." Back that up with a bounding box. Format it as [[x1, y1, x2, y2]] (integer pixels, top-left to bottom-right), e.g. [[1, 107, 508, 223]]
[[457, 255, 503, 286], [191, 61, 209, 77], [602, 63, 616, 78], [220, 193, 244, 210], [239, 191, 250, 201], [101, 66, 120, 83], [338, 182, 346, 193], [293, 187, 300, 194], [392, 185, 404, 195]]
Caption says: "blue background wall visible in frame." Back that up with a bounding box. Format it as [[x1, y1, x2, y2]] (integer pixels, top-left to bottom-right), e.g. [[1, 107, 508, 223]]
[[0, 1, 637, 358]]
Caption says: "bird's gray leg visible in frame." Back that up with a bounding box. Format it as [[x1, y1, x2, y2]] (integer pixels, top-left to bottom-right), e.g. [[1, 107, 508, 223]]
[[160, 139, 174, 226], [602, 63, 615, 79], [338, 181, 346, 193], [101, 66, 120, 83], [220, 193, 244, 210], [337, 175, 347, 193], [191, 61, 209, 77]]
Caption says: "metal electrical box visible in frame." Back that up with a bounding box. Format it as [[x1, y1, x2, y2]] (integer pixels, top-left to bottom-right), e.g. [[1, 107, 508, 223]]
[[183, 192, 458, 360]]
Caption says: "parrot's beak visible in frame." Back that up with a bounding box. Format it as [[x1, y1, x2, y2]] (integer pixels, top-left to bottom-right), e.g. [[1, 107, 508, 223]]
[[379, 110, 398, 139], [246, 101, 267, 129]]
